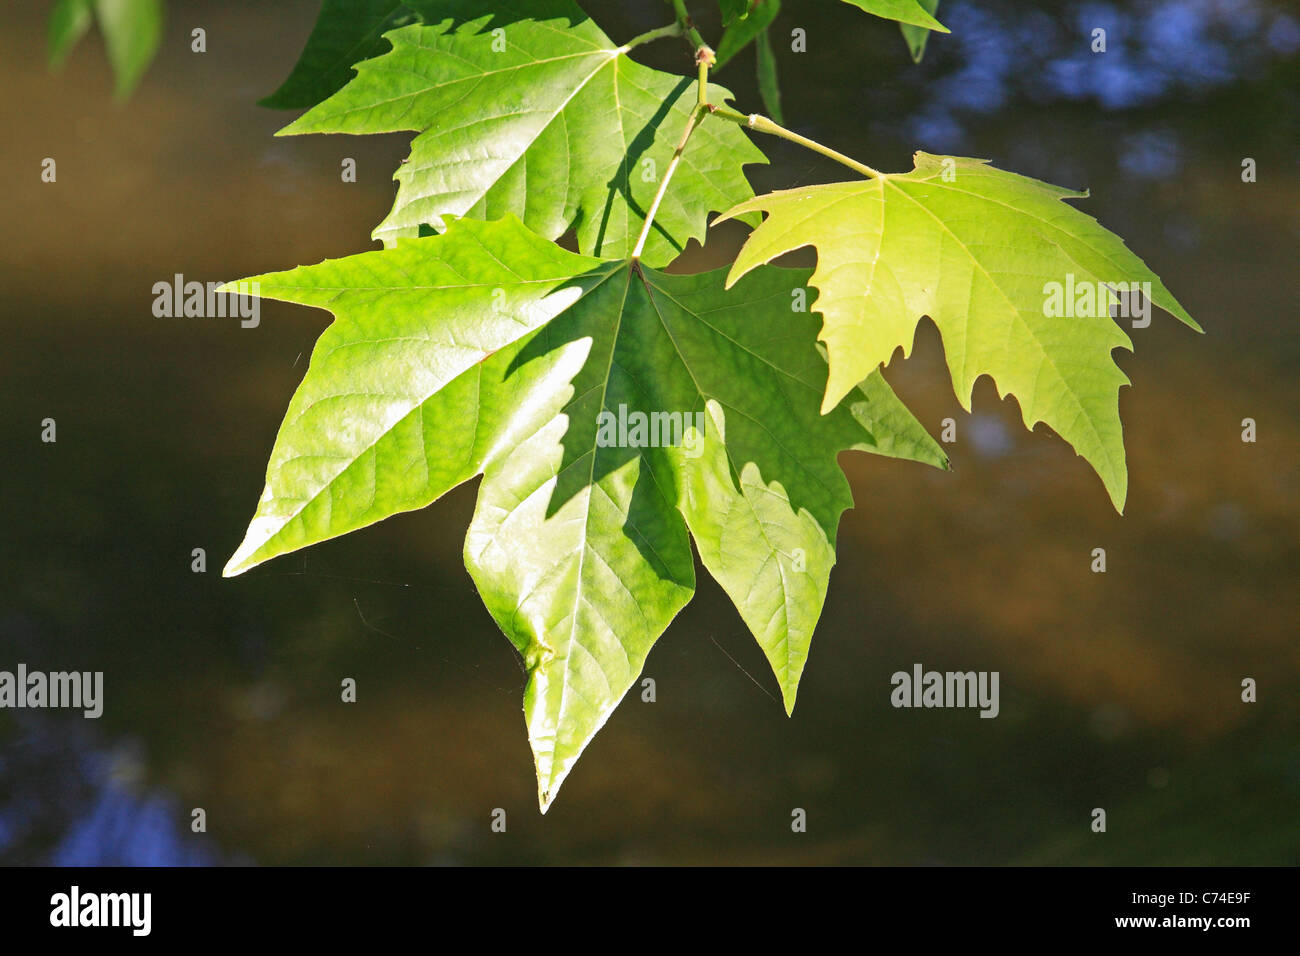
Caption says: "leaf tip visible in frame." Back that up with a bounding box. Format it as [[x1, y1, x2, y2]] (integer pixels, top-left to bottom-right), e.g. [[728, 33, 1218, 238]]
[[710, 209, 736, 230], [273, 116, 309, 137], [222, 534, 264, 578], [1169, 303, 1204, 334], [536, 771, 564, 814], [820, 375, 856, 415], [221, 554, 250, 578], [533, 744, 569, 814], [1101, 469, 1128, 515]]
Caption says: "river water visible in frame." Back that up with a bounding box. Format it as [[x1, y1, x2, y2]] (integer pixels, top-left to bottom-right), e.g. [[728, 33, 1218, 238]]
[[1, 0, 1297, 864]]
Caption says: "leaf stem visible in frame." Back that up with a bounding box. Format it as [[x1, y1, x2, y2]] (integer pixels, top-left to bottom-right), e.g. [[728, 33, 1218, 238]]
[[624, 22, 685, 50], [707, 104, 882, 179], [666, 0, 713, 59], [632, 37, 715, 264], [632, 105, 705, 261]]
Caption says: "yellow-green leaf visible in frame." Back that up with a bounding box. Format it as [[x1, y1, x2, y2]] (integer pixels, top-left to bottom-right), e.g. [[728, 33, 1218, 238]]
[[719, 153, 1201, 512]]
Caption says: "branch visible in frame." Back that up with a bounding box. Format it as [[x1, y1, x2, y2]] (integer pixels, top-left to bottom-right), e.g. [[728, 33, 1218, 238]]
[[666, 0, 715, 66]]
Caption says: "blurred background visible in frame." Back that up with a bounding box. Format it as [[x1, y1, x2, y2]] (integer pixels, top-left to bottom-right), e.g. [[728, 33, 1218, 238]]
[[1, 0, 1297, 864]]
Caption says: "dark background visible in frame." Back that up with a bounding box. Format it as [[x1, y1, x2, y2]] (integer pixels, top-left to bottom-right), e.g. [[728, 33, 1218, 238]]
[[1, 0, 1297, 864]]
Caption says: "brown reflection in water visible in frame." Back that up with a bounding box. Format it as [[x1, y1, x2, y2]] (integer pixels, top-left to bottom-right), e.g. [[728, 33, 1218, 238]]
[[1, 0, 1296, 864]]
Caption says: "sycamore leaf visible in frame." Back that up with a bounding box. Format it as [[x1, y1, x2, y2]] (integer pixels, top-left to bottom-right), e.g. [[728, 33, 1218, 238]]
[[48, 0, 163, 98], [755, 25, 783, 124], [715, 0, 779, 70], [48, 0, 94, 70], [718, 152, 1201, 512], [223, 216, 945, 809], [280, 0, 765, 266], [838, 0, 948, 32], [718, 0, 755, 26], [95, 0, 164, 99], [900, 0, 941, 63], [261, 0, 418, 110], [221, 218, 620, 578]]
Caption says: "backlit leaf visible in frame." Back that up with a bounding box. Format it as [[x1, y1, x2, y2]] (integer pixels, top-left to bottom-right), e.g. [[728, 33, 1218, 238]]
[[839, 0, 948, 32], [223, 215, 946, 807], [280, 0, 765, 266], [261, 0, 417, 110], [900, 0, 941, 62], [719, 152, 1201, 511]]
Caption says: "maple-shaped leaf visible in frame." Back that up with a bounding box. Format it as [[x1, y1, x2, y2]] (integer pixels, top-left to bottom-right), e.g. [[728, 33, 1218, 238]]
[[839, 0, 948, 32], [278, 0, 765, 266], [718, 152, 1202, 512], [900, 0, 941, 62], [222, 216, 945, 809], [261, 0, 418, 110]]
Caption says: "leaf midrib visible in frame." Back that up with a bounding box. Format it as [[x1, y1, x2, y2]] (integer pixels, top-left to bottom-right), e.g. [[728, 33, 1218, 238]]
[[300, 47, 618, 127], [538, 262, 637, 794]]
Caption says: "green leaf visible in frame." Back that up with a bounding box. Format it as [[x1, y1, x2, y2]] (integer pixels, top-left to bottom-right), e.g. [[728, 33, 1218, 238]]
[[49, 0, 94, 70], [48, 0, 163, 97], [281, 0, 765, 266], [755, 25, 783, 124], [221, 218, 620, 578], [719, 153, 1201, 512], [838, 0, 948, 32], [715, 0, 779, 70], [718, 0, 754, 27], [261, 0, 417, 110], [223, 216, 945, 808], [900, 0, 940, 62], [94, 0, 164, 99]]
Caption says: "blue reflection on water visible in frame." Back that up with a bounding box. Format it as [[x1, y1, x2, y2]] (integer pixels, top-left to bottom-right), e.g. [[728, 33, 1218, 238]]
[[907, 0, 1297, 150], [50, 786, 219, 866], [1118, 128, 1183, 178], [0, 717, 226, 866]]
